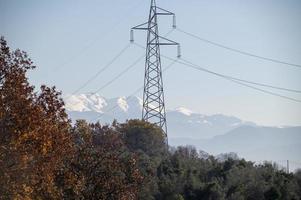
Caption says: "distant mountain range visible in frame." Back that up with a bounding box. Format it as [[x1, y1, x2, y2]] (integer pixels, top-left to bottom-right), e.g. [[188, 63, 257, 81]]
[[65, 94, 301, 171], [65, 93, 256, 139]]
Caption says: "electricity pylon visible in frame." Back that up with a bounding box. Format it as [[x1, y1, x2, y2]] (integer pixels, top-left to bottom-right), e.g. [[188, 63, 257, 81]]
[[130, 0, 180, 143]]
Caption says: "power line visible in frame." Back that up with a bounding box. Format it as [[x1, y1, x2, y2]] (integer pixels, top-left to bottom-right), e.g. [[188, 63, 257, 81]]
[[226, 78, 301, 103], [50, 0, 144, 73], [93, 59, 179, 121], [176, 27, 301, 69], [91, 29, 177, 95], [67, 29, 175, 100], [133, 42, 301, 102], [176, 57, 301, 103], [134, 43, 301, 103], [69, 43, 131, 96], [226, 78, 301, 94], [92, 54, 145, 94], [180, 58, 301, 94]]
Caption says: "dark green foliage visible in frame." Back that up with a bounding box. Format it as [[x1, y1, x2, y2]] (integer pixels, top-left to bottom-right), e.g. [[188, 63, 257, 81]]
[[117, 119, 167, 159], [56, 119, 301, 199], [55, 120, 143, 199], [8, 112, 296, 199], [155, 150, 300, 200]]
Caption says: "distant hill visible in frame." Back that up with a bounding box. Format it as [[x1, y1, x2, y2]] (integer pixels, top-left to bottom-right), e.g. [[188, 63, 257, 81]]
[[170, 126, 301, 171]]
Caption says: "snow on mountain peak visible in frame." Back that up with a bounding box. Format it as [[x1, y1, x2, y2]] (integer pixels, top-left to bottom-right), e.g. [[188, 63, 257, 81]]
[[65, 94, 145, 114], [65, 95, 87, 112], [126, 96, 143, 110], [175, 107, 193, 116], [117, 97, 129, 112], [65, 93, 106, 113]]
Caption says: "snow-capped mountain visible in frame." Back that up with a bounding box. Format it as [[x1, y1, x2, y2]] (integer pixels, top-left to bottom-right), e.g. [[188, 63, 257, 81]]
[[65, 94, 255, 139], [65, 94, 301, 171], [65, 93, 107, 113]]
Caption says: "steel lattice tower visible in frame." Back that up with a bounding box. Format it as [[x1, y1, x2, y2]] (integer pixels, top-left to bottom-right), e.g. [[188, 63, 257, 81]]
[[131, 0, 180, 141]]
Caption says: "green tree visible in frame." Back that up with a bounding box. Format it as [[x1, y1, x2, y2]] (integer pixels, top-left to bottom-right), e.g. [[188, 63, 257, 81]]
[[56, 121, 143, 199], [117, 119, 166, 159], [116, 120, 167, 199], [198, 181, 225, 200]]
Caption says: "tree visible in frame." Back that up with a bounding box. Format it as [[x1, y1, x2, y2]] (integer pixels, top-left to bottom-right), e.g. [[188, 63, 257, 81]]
[[56, 120, 143, 199], [116, 120, 167, 199], [117, 119, 167, 158], [0, 36, 73, 198], [198, 181, 225, 200]]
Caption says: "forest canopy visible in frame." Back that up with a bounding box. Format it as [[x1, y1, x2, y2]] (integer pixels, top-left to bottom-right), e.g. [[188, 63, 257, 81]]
[[1, 37, 301, 199]]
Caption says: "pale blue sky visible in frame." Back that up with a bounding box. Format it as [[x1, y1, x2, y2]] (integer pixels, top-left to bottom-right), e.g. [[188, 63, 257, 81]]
[[1, 0, 301, 126]]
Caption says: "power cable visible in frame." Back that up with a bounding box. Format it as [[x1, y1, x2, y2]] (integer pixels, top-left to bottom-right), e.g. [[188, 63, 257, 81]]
[[93, 58, 178, 121], [91, 29, 176, 95], [134, 43, 301, 103], [176, 27, 301, 69], [228, 79, 301, 93], [180, 58, 301, 94], [92, 54, 145, 94], [51, 0, 144, 72], [134, 42, 301, 100], [70, 43, 131, 96], [177, 57, 301, 103]]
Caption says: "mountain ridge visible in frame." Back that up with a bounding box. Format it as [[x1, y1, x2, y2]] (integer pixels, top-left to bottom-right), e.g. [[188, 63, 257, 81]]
[[65, 94, 257, 139]]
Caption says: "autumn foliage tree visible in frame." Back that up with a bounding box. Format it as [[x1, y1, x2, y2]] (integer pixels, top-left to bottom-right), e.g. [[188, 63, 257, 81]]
[[0, 36, 74, 198], [0, 37, 143, 199]]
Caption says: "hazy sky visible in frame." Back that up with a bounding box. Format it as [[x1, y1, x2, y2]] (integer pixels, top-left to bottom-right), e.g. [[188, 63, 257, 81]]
[[1, 0, 301, 126]]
